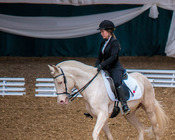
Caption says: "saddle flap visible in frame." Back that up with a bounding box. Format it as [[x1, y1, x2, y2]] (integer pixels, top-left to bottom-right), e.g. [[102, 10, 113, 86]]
[[104, 73, 117, 96]]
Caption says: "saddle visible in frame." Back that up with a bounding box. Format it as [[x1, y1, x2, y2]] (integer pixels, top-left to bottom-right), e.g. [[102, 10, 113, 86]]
[[104, 70, 130, 102]]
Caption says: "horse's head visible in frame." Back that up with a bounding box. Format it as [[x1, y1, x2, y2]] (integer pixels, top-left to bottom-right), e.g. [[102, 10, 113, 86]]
[[48, 65, 74, 105]]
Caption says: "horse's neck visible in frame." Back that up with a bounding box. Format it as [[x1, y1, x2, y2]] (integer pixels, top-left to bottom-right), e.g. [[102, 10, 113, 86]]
[[65, 66, 97, 93], [72, 66, 94, 82], [64, 65, 111, 107], [67, 66, 111, 107]]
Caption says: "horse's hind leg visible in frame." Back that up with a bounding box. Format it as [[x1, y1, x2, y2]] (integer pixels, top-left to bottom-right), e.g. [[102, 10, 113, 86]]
[[103, 122, 113, 140], [144, 104, 160, 140], [125, 111, 145, 140]]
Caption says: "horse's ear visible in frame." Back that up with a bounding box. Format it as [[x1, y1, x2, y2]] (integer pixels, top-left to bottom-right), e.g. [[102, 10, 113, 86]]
[[53, 65, 60, 73], [48, 65, 56, 75], [48, 65, 61, 76]]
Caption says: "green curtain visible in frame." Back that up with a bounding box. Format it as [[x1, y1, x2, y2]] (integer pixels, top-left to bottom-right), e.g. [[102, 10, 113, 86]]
[[116, 7, 173, 56], [0, 4, 173, 57], [0, 31, 101, 57], [0, 3, 141, 16]]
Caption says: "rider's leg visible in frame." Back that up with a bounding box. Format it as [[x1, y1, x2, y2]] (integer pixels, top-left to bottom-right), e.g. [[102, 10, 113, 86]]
[[116, 85, 130, 115], [111, 69, 130, 115]]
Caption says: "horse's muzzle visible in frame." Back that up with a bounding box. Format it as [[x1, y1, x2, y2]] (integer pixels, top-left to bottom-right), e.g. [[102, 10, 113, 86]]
[[59, 96, 69, 105], [56, 92, 70, 105]]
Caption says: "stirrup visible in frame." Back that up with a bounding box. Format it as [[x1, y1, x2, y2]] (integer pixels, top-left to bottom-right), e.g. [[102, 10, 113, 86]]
[[110, 101, 120, 118], [110, 105, 120, 118], [84, 113, 93, 119], [122, 105, 130, 115], [124, 108, 130, 115]]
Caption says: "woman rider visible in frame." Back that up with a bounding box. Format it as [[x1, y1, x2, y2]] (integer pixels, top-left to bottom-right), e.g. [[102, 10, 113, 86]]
[[96, 20, 130, 115]]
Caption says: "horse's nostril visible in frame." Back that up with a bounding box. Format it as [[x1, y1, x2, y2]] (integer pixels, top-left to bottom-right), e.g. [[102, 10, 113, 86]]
[[60, 100, 64, 104]]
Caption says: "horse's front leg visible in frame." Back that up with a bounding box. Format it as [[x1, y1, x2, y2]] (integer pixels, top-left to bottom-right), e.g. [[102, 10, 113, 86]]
[[103, 122, 113, 140], [92, 112, 108, 140]]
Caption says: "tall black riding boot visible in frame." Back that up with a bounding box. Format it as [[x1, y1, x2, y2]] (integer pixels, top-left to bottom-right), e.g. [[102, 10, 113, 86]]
[[116, 85, 130, 115]]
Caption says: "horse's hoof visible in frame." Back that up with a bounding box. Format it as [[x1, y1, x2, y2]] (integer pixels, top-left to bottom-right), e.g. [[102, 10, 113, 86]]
[[84, 113, 93, 119]]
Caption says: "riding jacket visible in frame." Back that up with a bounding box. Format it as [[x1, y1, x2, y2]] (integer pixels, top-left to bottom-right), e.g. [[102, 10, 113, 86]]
[[95, 36, 125, 87]]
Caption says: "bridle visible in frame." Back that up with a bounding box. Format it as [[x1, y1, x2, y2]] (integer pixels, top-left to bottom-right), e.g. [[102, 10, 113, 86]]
[[53, 67, 100, 101], [53, 67, 69, 97]]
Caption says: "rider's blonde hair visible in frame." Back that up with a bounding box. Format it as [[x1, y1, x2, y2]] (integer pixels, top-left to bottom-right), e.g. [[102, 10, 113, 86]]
[[106, 28, 116, 39]]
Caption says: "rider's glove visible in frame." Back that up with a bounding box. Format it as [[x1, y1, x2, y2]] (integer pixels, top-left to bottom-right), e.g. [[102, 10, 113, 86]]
[[97, 64, 102, 72]]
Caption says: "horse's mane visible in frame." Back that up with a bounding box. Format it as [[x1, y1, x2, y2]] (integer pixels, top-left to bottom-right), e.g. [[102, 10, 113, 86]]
[[56, 60, 95, 72]]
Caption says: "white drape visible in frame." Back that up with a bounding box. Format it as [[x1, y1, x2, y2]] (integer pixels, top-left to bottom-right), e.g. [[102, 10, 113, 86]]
[[165, 10, 175, 57], [0, 0, 170, 5], [157, 2, 175, 57], [0, 4, 152, 39]]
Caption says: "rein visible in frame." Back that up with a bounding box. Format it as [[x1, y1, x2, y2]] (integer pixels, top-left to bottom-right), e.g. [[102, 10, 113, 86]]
[[70, 71, 100, 101], [53, 67, 100, 101]]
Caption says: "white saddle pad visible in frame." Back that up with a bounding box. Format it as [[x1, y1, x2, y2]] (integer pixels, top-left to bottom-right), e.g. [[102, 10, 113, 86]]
[[101, 70, 142, 102]]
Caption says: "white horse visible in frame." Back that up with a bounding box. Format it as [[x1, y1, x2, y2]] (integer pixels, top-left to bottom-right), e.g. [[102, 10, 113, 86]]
[[48, 60, 168, 140]]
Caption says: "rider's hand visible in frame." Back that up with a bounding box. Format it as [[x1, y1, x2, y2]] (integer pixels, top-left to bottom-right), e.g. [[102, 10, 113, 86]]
[[97, 64, 102, 72]]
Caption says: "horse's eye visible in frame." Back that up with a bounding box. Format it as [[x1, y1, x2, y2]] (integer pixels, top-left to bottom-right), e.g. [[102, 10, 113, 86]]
[[58, 81, 62, 84]]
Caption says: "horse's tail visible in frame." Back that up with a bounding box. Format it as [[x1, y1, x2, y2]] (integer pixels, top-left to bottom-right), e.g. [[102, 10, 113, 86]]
[[154, 99, 169, 136]]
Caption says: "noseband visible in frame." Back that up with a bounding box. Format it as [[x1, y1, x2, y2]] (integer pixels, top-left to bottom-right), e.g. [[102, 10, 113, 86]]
[[53, 66, 100, 101]]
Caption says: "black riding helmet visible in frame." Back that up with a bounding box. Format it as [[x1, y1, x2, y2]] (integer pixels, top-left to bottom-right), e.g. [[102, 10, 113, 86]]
[[97, 20, 115, 30]]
